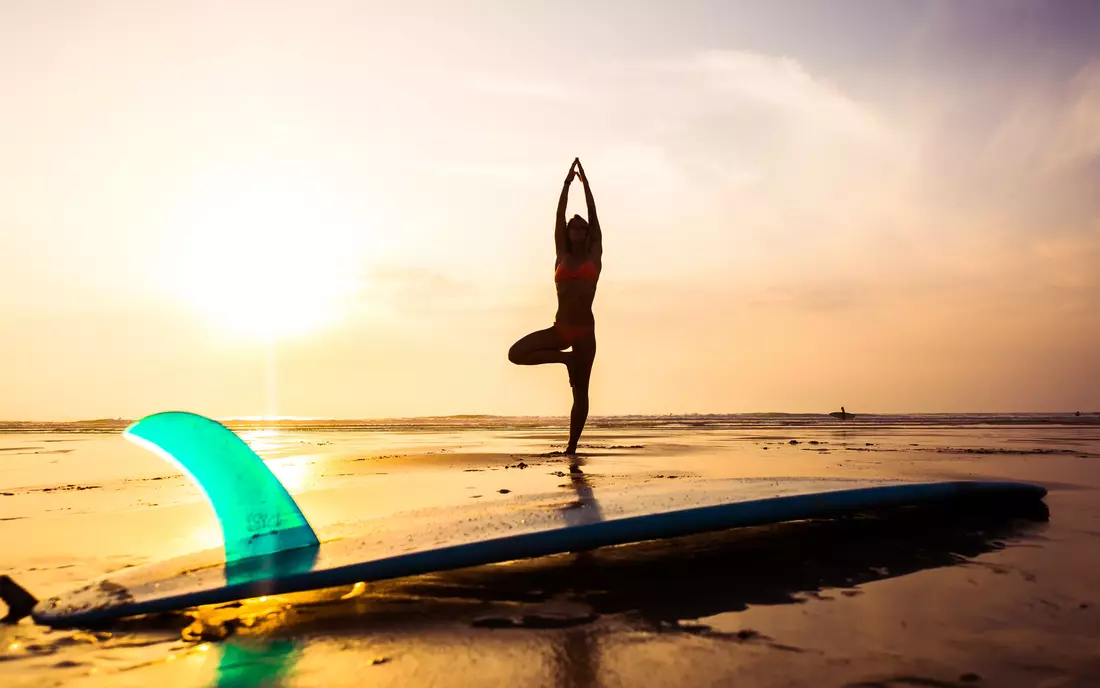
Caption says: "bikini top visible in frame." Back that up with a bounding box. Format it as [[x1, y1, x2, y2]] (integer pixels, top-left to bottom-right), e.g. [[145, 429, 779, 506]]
[[554, 259, 598, 283]]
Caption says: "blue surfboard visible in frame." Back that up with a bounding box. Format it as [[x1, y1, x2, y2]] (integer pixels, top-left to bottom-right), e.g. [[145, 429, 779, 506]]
[[29, 412, 1046, 627]]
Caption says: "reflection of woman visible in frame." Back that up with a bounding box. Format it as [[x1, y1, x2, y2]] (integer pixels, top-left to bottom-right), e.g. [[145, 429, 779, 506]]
[[509, 158, 602, 455]]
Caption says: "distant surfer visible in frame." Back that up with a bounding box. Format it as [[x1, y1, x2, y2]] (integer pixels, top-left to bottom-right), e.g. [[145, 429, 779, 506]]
[[509, 158, 602, 455], [830, 406, 855, 420]]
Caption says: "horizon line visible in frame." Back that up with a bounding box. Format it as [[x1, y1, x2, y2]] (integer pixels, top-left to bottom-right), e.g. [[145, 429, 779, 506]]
[[1, 410, 1095, 426]]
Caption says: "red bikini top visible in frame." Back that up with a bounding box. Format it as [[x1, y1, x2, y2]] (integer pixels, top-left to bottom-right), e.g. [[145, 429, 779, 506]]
[[554, 259, 598, 283]]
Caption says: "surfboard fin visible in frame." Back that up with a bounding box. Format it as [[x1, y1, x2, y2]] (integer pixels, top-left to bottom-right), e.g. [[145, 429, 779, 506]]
[[124, 412, 319, 562]]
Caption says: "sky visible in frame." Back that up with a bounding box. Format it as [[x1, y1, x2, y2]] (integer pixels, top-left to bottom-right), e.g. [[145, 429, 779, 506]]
[[2, 0, 1098, 419]]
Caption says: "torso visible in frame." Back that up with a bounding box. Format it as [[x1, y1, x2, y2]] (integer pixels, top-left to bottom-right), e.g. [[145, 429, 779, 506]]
[[554, 255, 600, 326]]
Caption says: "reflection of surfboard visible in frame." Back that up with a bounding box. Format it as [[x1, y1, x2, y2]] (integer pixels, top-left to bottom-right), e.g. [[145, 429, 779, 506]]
[[30, 412, 1046, 627]]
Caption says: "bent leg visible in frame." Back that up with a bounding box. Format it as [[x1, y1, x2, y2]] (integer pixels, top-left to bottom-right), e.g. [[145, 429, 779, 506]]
[[509, 326, 569, 366], [565, 335, 596, 454]]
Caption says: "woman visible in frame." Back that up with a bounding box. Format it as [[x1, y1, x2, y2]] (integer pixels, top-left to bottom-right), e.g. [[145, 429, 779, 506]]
[[508, 158, 602, 455]]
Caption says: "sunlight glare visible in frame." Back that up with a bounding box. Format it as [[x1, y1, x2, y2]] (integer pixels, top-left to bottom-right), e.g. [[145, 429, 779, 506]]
[[267, 457, 313, 493], [165, 171, 368, 340], [188, 524, 223, 551], [241, 429, 284, 454]]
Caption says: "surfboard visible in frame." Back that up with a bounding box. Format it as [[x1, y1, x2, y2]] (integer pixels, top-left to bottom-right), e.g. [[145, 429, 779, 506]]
[[830, 410, 856, 420], [28, 412, 1045, 627]]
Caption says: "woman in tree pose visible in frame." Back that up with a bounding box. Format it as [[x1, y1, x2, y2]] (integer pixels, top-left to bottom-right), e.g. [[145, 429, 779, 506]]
[[508, 158, 602, 455]]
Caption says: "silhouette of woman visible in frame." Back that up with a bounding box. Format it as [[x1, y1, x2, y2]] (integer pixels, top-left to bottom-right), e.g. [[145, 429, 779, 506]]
[[509, 158, 602, 455]]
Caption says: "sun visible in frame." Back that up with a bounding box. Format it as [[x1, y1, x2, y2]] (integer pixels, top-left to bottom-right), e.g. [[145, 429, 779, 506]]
[[164, 172, 367, 340]]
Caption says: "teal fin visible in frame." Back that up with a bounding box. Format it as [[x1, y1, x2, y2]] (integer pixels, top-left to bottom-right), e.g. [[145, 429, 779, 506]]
[[124, 412, 319, 562]]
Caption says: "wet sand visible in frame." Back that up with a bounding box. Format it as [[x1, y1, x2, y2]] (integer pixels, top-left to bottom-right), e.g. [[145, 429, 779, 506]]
[[2, 421, 1099, 687]]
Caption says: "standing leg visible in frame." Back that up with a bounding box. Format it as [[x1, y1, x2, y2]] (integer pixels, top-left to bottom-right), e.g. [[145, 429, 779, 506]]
[[565, 334, 596, 454]]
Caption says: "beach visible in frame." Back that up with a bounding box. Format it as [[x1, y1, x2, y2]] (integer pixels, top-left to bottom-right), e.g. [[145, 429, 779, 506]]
[[2, 414, 1099, 687]]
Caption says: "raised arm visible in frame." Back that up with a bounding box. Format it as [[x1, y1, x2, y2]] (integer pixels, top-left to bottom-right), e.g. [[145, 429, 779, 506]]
[[555, 159, 579, 258], [576, 160, 601, 258]]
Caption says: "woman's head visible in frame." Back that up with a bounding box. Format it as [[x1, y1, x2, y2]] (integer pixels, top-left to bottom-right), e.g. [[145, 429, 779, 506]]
[[566, 214, 589, 253]]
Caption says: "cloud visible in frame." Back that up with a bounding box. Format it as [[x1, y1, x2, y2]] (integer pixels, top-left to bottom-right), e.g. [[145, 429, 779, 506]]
[[527, 50, 916, 284], [988, 60, 1100, 174], [677, 50, 896, 145], [606, 49, 908, 167], [398, 159, 552, 182], [613, 50, 908, 217], [359, 266, 472, 310], [465, 73, 582, 103], [356, 265, 536, 323], [261, 46, 1100, 356], [746, 285, 860, 314]]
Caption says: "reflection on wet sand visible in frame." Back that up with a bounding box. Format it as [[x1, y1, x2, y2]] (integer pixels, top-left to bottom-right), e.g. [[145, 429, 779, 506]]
[[554, 459, 604, 688], [213, 640, 299, 688], [560, 458, 604, 528], [124, 463, 1048, 688], [202, 458, 614, 688]]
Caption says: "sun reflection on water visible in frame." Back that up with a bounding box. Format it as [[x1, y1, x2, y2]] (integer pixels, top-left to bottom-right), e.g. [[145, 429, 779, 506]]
[[236, 431, 316, 493], [241, 429, 284, 454], [267, 457, 313, 493]]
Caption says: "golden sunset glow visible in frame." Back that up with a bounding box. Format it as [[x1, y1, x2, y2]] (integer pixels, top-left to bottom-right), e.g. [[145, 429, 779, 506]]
[[2, 6, 1097, 688], [163, 170, 368, 341], [0, 2, 1097, 419]]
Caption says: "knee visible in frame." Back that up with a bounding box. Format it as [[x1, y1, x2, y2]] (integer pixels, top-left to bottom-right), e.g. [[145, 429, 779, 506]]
[[508, 343, 523, 365]]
